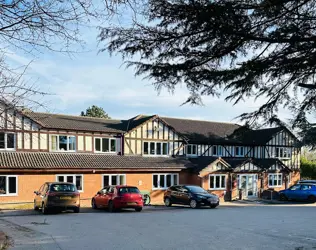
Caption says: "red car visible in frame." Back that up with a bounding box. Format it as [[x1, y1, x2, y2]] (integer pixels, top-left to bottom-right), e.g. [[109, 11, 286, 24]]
[[91, 185, 143, 212]]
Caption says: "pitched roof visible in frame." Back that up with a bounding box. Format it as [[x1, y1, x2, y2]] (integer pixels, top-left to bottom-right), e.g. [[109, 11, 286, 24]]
[[162, 117, 241, 144], [22, 112, 294, 145], [23, 112, 129, 133], [0, 152, 191, 170], [229, 127, 284, 145], [189, 156, 290, 173]]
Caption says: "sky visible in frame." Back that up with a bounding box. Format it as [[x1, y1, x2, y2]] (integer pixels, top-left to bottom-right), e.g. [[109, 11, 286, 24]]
[[4, 16, 290, 125]]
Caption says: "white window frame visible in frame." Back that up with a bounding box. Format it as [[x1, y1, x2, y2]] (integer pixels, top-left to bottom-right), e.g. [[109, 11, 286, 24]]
[[50, 135, 76, 152], [102, 174, 126, 187], [235, 146, 245, 157], [0, 175, 18, 196], [143, 141, 169, 156], [212, 145, 223, 156], [268, 173, 283, 188], [94, 137, 117, 153], [55, 174, 84, 192], [0, 132, 16, 151], [186, 144, 198, 156], [209, 174, 226, 190], [152, 173, 179, 190], [275, 147, 291, 159]]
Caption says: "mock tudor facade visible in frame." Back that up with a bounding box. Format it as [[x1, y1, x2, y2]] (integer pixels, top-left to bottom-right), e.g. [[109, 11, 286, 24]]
[[0, 102, 301, 205]]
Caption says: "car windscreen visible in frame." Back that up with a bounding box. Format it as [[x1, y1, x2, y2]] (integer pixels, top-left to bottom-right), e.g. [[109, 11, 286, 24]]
[[186, 186, 208, 193], [50, 184, 76, 192], [118, 187, 140, 194]]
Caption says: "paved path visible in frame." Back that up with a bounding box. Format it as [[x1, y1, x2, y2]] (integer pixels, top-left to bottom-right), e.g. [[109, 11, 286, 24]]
[[1, 205, 316, 250]]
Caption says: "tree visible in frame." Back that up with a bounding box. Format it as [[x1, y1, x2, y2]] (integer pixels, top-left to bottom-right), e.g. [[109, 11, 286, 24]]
[[99, 0, 316, 145], [81, 105, 111, 118]]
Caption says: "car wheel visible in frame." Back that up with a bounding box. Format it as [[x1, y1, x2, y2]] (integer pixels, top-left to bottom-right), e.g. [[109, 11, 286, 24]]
[[73, 207, 80, 213], [92, 199, 97, 209], [189, 199, 198, 209], [135, 207, 142, 212], [108, 201, 115, 213], [34, 201, 39, 211], [42, 203, 49, 215], [308, 195, 316, 203], [164, 197, 172, 207], [279, 194, 288, 201]]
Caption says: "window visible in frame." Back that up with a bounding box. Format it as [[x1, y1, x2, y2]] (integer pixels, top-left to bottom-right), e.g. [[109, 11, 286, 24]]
[[143, 142, 168, 156], [95, 138, 116, 153], [209, 175, 226, 190], [268, 173, 283, 187], [102, 174, 126, 187], [301, 185, 312, 191], [51, 135, 76, 152], [50, 183, 76, 192], [56, 175, 83, 191], [187, 144, 197, 156], [235, 146, 244, 157], [152, 174, 178, 189], [0, 132, 15, 150], [275, 147, 291, 159], [289, 184, 300, 190], [212, 145, 222, 156], [0, 176, 17, 195]]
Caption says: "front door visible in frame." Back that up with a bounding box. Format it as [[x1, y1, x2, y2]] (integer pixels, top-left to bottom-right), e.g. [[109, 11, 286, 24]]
[[239, 174, 258, 198]]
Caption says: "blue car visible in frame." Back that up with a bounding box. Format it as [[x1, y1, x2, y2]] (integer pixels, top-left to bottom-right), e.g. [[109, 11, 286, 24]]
[[279, 183, 316, 203]]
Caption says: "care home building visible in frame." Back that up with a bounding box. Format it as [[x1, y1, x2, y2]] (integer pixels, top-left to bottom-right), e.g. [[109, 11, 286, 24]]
[[0, 103, 301, 205]]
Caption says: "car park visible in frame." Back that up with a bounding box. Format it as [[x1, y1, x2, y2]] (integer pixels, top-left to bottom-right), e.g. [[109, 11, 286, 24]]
[[279, 183, 316, 202], [34, 182, 80, 214], [91, 185, 143, 212], [163, 185, 219, 209]]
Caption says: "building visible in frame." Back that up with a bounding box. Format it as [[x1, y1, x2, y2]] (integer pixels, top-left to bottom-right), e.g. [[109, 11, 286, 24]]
[[0, 103, 301, 205]]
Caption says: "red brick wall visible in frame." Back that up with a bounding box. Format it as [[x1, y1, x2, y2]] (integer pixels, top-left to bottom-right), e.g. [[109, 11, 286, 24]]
[[0, 171, 188, 205]]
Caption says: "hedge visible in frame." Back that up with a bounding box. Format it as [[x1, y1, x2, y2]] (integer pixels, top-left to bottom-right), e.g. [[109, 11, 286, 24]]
[[301, 157, 316, 179]]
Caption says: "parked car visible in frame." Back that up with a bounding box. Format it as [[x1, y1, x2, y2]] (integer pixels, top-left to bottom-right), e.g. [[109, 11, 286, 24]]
[[298, 180, 316, 184], [163, 185, 219, 209], [34, 182, 80, 214], [91, 185, 143, 212], [279, 183, 316, 203]]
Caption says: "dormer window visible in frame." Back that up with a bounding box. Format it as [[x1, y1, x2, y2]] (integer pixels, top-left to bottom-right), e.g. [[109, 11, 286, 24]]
[[51, 135, 76, 152], [212, 145, 222, 156], [95, 138, 116, 153], [0, 132, 15, 150], [275, 147, 291, 159], [186, 144, 197, 156], [235, 146, 244, 157], [143, 142, 168, 156]]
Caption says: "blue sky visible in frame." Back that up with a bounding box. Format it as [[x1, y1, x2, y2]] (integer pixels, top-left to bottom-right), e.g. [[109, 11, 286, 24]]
[[5, 21, 288, 124]]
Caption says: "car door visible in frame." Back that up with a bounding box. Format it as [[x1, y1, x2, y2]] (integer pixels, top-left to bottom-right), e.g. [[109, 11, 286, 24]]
[[103, 186, 115, 207], [41, 184, 49, 204], [286, 184, 301, 200], [169, 186, 180, 203], [299, 184, 312, 200], [35, 184, 44, 207], [94, 187, 107, 207], [176, 186, 190, 204], [180, 187, 191, 205]]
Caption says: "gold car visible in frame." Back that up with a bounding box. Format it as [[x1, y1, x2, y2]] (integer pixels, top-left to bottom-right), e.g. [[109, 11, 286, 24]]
[[34, 182, 80, 214]]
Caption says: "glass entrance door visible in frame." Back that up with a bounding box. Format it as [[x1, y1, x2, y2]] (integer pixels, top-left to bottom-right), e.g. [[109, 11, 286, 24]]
[[239, 174, 258, 198]]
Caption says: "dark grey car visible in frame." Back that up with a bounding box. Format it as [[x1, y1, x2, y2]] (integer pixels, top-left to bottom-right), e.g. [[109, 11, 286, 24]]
[[164, 185, 219, 209]]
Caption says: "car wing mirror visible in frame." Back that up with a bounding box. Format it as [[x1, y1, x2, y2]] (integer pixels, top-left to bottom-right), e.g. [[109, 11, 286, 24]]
[[97, 191, 101, 195], [34, 191, 38, 195]]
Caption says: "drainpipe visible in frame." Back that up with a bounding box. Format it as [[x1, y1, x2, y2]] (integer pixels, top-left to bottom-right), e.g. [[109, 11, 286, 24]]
[[121, 134, 124, 156]]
